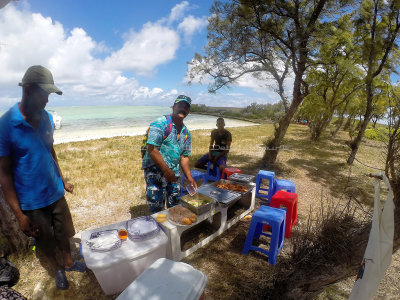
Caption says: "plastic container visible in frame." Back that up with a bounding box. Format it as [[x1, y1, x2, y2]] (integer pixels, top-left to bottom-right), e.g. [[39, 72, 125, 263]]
[[126, 216, 160, 240], [186, 184, 197, 196], [116, 258, 208, 300], [81, 218, 168, 295], [180, 193, 214, 215]]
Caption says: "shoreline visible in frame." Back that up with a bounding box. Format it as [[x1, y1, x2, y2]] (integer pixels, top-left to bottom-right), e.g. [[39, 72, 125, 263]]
[[53, 117, 260, 144]]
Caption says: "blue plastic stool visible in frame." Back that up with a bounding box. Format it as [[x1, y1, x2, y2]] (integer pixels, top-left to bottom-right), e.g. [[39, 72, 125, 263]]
[[205, 161, 221, 182], [180, 170, 206, 195], [242, 206, 286, 265], [256, 170, 275, 203], [274, 179, 296, 194]]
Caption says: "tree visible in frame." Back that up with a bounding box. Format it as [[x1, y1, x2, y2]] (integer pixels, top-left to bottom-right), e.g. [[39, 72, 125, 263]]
[[300, 14, 364, 141], [188, 0, 353, 164], [347, 0, 400, 164]]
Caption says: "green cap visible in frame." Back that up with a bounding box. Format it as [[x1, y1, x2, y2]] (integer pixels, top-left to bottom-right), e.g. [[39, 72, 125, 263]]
[[19, 65, 62, 95], [174, 95, 191, 106]]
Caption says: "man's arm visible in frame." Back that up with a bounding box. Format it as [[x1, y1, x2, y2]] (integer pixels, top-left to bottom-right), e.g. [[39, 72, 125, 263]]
[[51, 146, 73, 193], [147, 145, 177, 182], [180, 155, 197, 189], [0, 156, 38, 236], [208, 135, 215, 160]]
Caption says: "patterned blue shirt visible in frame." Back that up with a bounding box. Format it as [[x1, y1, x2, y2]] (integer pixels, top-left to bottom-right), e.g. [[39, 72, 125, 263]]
[[142, 115, 191, 177]]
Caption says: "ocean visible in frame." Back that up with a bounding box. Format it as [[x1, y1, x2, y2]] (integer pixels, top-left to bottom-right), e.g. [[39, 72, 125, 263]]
[[0, 105, 256, 144]]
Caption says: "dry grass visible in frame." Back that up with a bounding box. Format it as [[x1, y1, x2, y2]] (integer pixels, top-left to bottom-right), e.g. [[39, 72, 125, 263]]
[[8, 123, 400, 299]]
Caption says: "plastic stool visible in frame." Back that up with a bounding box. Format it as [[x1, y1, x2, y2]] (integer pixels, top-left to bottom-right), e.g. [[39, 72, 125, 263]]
[[181, 170, 206, 195], [256, 170, 275, 202], [205, 161, 221, 182], [270, 191, 298, 238], [274, 179, 296, 194], [221, 167, 242, 179], [242, 205, 286, 265]]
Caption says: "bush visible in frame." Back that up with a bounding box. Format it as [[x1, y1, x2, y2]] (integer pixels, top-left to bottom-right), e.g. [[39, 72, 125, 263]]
[[364, 128, 388, 142]]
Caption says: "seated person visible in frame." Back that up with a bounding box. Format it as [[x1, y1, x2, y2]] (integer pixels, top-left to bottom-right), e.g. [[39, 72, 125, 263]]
[[195, 117, 232, 174]]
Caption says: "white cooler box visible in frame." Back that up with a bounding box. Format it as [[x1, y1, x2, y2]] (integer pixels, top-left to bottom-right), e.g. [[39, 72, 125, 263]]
[[81, 217, 168, 295], [116, 258, 208, 300]]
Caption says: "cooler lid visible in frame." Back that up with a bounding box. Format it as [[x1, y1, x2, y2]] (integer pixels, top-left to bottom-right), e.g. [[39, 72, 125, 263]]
[[116, 258, 208, 300], [126, 216, 160, 239]]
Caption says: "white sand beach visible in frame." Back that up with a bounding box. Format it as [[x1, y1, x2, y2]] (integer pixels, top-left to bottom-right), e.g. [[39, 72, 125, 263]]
[[53, 117, 258, 144]]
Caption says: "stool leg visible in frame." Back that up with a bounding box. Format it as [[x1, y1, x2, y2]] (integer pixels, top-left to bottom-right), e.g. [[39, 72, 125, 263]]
[[242, 218, 259, 254]]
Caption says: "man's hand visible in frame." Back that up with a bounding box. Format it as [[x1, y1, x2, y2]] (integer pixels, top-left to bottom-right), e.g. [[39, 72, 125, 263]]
[[64, 182, 74, 193], [163, 168, 177, 182], [188, 177, 198, 190], [17, 214, 39, 237]]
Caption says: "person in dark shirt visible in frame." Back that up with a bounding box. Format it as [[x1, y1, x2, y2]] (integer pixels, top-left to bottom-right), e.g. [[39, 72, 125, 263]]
[[195, 117, 232, 174]]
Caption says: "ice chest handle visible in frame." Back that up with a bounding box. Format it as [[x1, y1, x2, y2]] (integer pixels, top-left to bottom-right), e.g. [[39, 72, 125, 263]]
[[116, 258, 208, 300]]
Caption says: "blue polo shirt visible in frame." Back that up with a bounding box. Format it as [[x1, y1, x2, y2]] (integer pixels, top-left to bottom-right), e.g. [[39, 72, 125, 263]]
[[142, 115, 191, 177], [0, 103, 65, 210]]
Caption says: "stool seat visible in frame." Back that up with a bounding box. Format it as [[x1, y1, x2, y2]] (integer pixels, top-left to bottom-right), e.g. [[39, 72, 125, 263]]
[[274, 179, 296, 194], [205, 161, 221, 182], [270, 191, 298, 238], [242, 205, 286, 265], [256, 170, 275, 203], [181, 170, 206, 195], [221, 167, 242, 179]]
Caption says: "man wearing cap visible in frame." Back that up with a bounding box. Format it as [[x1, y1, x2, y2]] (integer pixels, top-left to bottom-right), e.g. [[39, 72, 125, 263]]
[[142, 95, 197, 213], [0, 65, 86, 290]]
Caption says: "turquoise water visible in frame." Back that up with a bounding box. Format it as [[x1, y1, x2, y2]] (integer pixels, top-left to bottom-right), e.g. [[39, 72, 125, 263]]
[[0, 105, 256, 143]]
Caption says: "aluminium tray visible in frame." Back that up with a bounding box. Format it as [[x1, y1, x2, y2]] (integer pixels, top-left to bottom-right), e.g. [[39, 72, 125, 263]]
[[228, 173, 255, 183], [197, 184, 241, 205], [180, 193, 215, 215], [210, 179, 253, 196]]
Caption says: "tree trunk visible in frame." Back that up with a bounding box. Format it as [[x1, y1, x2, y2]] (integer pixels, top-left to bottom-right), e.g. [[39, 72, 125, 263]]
[[263, 67, 306, 164], [331, 113, 344, 136], [0, 190, 28, 255], [347, 83, 374, 164], [311, 114, 332, 141]]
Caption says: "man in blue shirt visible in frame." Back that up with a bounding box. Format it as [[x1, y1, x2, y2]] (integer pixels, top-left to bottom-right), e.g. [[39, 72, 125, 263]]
[[142, 95, 197, 213], [0, 65, 86, 290]]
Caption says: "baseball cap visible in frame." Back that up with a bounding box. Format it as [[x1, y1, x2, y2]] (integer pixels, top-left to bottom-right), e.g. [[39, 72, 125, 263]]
[[19, 65, 62, 95], [174, 95, 191, 106]]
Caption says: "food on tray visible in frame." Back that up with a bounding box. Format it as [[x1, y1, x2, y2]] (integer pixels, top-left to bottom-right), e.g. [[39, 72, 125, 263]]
[[168, 206, 197, 225], [186, 199, 210, 207], [216, 182, 249, 192], [156, 214, 167, 223]]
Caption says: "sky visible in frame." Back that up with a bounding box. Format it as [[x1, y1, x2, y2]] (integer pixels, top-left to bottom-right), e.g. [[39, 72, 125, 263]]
[[0, 0, 284, 109]]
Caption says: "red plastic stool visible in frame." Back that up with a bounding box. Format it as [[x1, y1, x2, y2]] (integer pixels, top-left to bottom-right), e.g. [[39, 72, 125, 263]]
[[221, 167, 242, 179], [268, 190, 298, 238]]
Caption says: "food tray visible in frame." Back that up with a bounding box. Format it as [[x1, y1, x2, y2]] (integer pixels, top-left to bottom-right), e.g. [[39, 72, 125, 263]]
[[197, 184, 241, 204], [228, 173, 255, 183], [167, 206, 198, 227], [210, 179, 252, 195], [86, 229, 121, 252], [180, 193, 215, 215], [126, 216, 160, 240]]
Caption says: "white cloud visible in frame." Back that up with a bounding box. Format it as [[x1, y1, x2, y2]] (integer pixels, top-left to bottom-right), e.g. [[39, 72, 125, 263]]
[[168, 1, 190, 24], [178, 15, 208, 43], [0, 2, 270, 109], [104, 22, 179, 75]]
